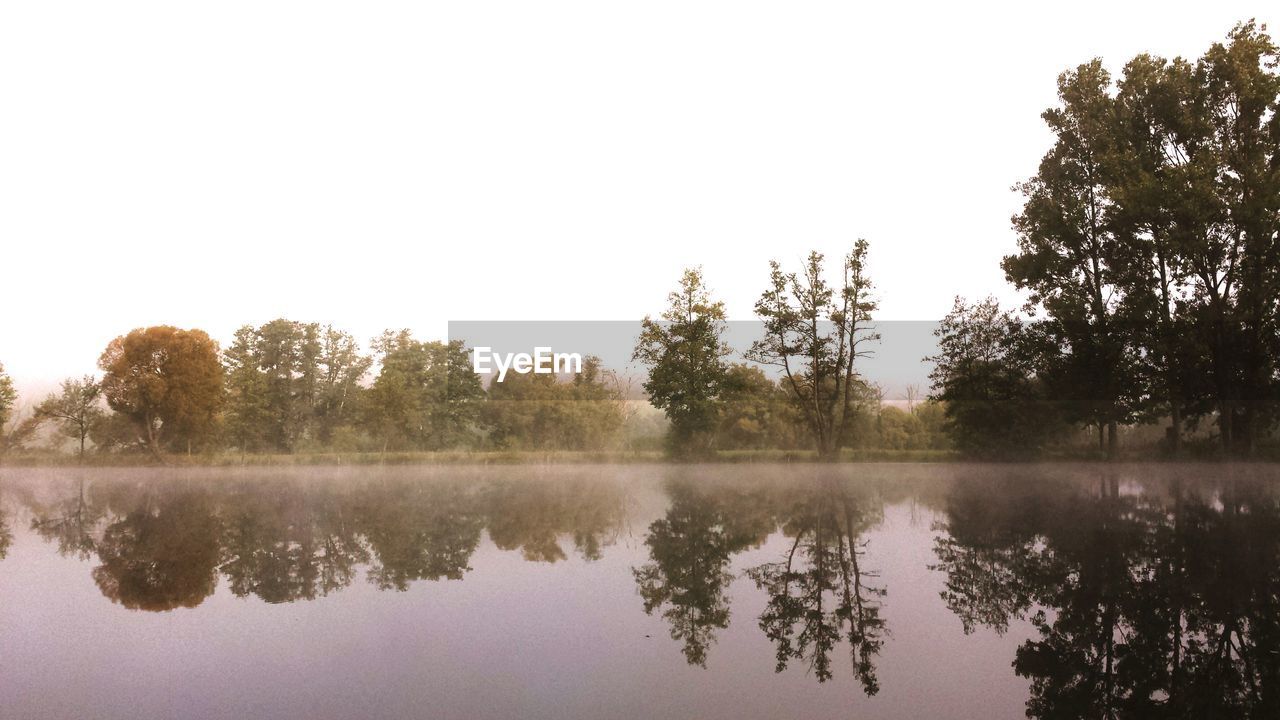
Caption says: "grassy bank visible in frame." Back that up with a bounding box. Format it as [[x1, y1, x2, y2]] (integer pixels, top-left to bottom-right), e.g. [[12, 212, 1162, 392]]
[[0, 448, 964, 467]]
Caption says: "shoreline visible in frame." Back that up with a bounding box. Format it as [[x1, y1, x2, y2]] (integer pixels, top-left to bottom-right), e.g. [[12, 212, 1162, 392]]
[[4, 448, 1277, 468]]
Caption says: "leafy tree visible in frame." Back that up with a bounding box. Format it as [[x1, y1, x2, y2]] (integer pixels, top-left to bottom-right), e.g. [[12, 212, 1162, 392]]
[[1004, 60, 1141, 457], [714, 363, 804, 450], [223, 320, 370, 452], [1011, 22, 1280, 455], [0, 363, 37, 454], [484, 356, 626, 450], [928, 298, 1063, 457], [222, 326, 273, 453], [365, 331, 484, 451], [34, 376, 104, 458], [0, 362, 15, 435], [1193, 22, 1280, 453], [633, 268, 730, 457], [747, 241, 879, 457], [98, 326, 224, 457], [313, 325, 372, 444], [223, 320, 318, 452]]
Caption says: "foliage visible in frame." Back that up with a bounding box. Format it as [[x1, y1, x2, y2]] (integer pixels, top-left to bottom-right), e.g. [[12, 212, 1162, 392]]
[[34, 376, 104, 457], [485, 356, 626, 451], [714, 364, 805, 450], [98, 326, 224, 456], [929, 298, 1064, 457], [365, 331, 485, 451], [748, 241, 879, 457], [1003, 22, 1280, 455], [223, 320, 371, 452], [634, 268, 730, 457], [0, 362, 15, 435]]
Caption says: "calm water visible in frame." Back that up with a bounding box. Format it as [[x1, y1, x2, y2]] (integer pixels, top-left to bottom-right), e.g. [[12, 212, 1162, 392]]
[[1, 463, 1278, 719]]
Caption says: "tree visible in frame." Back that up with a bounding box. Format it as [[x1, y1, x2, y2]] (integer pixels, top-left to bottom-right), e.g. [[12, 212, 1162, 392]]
[[314, 325, 372, 444], [633, 268, 731, 457], [223, 320, 370, 452], [1017, 22, 1280, 456], [0, 363, 35, 454], [365, 331, 485, 451], [747, 240, 880, 457], [0, 362, 15, 434], [714, 364, 805, 450], [1195, 22, 1280, 453], [1004, 59, 1140, 457], [34, 376, 104, 459], [223, 319, 320, 452], [484, 356, 627, 451], [98, 326, 224, 458], [928, 297, 1063, 458], [222, 325, 273, 453]]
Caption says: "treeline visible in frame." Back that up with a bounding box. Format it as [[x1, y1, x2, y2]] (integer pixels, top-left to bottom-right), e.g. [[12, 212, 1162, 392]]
[[0, 323, 945, 461], [4, 21, 1276, 462], [0, 325, 631, 459], [931, 21, 1280, 459]]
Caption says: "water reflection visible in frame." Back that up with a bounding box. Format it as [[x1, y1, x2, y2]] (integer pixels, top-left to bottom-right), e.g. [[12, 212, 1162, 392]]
[[933, 469, 1280, 719], [19, 470, 629, 605], [747, 479, 886, 692], [633, 478, 774, 666], [5, 464, 1280, 716]]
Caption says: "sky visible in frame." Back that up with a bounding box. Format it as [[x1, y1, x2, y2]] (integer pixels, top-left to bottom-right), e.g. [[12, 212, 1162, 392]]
[[0, 1, 1273, 390]]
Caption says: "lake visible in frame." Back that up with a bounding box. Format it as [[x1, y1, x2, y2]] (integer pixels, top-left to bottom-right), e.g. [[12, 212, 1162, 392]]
[[0, 463, 1277, 719]]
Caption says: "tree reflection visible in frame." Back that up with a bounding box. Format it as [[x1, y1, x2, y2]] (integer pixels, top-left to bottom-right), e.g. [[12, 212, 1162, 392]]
[[92, 488, 223, 611], [633, 480, 774, 666], [484, 477, 625, 563], [0, 481, 12, 561], [355, 481, 483, 590], [934, 471, 1280, 719], [746, 480, 886, 692], [29, 477, 103, 559], [220, 484, 369, 602]]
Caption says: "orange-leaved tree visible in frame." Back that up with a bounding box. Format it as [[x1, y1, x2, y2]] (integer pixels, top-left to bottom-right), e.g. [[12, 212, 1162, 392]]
[[99, 326, 224, 458]]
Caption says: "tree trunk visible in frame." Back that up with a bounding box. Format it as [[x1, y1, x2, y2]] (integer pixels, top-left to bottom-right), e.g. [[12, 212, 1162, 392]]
[[1107, 422, 1118, 460]]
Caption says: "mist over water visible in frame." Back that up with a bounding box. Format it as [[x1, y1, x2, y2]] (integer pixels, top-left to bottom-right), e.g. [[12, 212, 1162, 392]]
[[1, 463, 1276, 719]]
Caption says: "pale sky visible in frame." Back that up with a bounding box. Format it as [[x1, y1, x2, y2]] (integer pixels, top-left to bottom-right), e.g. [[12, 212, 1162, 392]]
[[0, 1, 1272, 389]]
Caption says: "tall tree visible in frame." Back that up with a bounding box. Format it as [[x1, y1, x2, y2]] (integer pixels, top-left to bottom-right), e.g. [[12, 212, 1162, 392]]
[[633, 268, 730, 457], [98, 326, 224, 458], [314, 325, 372, 444], [747, 241, 879, 457], [34, 376, 104, 459], [222, 319, 322, 452], [1004, 60, 1139, 457], [365, 331, 485, 451], [223, 320, 370, 452], [222, 325, 272, 453], [1198, 22, 1280, 453], [1109, 53, 1199, 453]]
